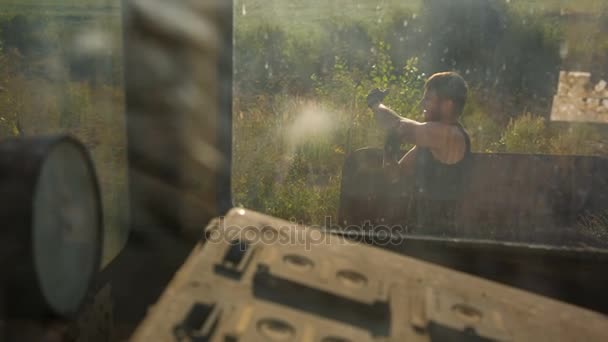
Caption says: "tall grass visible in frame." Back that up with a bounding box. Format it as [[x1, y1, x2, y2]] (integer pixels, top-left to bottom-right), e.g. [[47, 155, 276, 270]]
[[233, 1, 608, 226], [1, 2, 607, 233], [0, 11, 127, 264]]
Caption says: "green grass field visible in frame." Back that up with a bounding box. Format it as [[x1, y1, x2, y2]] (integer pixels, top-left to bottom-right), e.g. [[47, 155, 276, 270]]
[[0, 0, 604, 18], [509, 0, 607, 14], [0, 0, 119, 16], [235, 0, 420, 33], [235, 0, 605, 26], [235, 0, 607, 75], [0, 0, 603, 24], [0, 0, 605, 236]]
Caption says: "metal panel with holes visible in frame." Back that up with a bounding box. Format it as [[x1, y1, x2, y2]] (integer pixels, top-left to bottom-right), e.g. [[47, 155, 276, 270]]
[[131, 209, 608, 341]]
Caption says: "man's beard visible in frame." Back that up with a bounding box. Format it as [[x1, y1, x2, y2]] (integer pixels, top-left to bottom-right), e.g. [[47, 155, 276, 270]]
[[423, 109, 440, 122]]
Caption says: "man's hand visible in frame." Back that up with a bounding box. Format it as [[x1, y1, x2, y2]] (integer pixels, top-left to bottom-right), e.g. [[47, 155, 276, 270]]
[[366, 88, 389, 108]]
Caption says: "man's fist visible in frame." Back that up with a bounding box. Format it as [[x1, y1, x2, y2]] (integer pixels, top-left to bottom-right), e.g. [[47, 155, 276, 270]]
[[366, 88, 389, 108]]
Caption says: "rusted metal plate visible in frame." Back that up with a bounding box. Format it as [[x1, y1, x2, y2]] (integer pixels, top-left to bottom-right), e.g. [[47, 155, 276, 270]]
[[339, 147, 608, 247]]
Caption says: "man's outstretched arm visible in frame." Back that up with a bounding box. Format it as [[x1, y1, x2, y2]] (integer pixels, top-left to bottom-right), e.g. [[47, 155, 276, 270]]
[[370, 103, 422, 142], [370, 103, 465, 160], [366, 88, 464, 158]]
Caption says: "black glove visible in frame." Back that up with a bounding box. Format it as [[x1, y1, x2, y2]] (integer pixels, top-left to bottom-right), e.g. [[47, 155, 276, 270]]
[[366, 88, 389, 108]]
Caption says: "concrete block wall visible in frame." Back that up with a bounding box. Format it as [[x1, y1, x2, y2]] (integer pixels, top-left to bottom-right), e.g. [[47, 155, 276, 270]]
[[551, 71, 608, 123]]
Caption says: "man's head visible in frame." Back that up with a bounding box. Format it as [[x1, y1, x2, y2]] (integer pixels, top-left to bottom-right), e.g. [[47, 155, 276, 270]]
[[421, 72, 468, 122]]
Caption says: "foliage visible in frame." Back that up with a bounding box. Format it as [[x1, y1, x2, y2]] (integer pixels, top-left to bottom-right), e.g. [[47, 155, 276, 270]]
[[501, 113, 550, 154], [461, 93, 503, 153], [233, 24, 608, 226], [1, 2, 608, 232], [231, 2, 608, 226], [549, 123, 607, 156], [415, 0, 562, 117], [578, 210, 608, 244], [0, 11, 127, 264]]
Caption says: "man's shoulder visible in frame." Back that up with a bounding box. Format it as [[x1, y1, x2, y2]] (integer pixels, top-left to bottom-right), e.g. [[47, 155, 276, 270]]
[[424, 122, 465, 137]]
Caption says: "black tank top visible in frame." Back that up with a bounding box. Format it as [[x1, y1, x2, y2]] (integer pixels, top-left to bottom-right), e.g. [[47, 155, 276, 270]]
[[414, 123, 472, 201], [413, 123, 471, 234]]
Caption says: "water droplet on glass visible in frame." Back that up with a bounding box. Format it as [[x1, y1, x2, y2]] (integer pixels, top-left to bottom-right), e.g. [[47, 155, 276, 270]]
[[443, 47, 449, 54], [377, 18, 383, 24], [403, 20, 409, 27], [427, 41, 432, 47], [399, 37, 404, 42], [74, 29, 111, 54], [466, 69, 471, 74], [242, 3, 247, 16], [265, 62, 269, 70], [413, 13, 418, 19], [560, 42, 569, 59]]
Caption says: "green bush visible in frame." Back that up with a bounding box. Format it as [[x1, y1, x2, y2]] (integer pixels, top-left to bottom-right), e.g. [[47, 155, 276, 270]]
[[501, 113, 549, 154], [549, 124, 608, 156], [416, 0, 562, 118], [234, 42, 423, 224], [578, 210, 608, 244], [461, 94, 503, 153]]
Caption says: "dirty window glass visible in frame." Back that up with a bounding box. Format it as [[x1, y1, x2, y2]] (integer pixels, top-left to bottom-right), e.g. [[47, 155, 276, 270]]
[[0, 0, 127, 265], [233, 0, 608, 248]]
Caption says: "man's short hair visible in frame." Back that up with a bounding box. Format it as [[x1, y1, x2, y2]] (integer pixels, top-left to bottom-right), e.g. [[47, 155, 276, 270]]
[[424, 72, 468, 116]]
